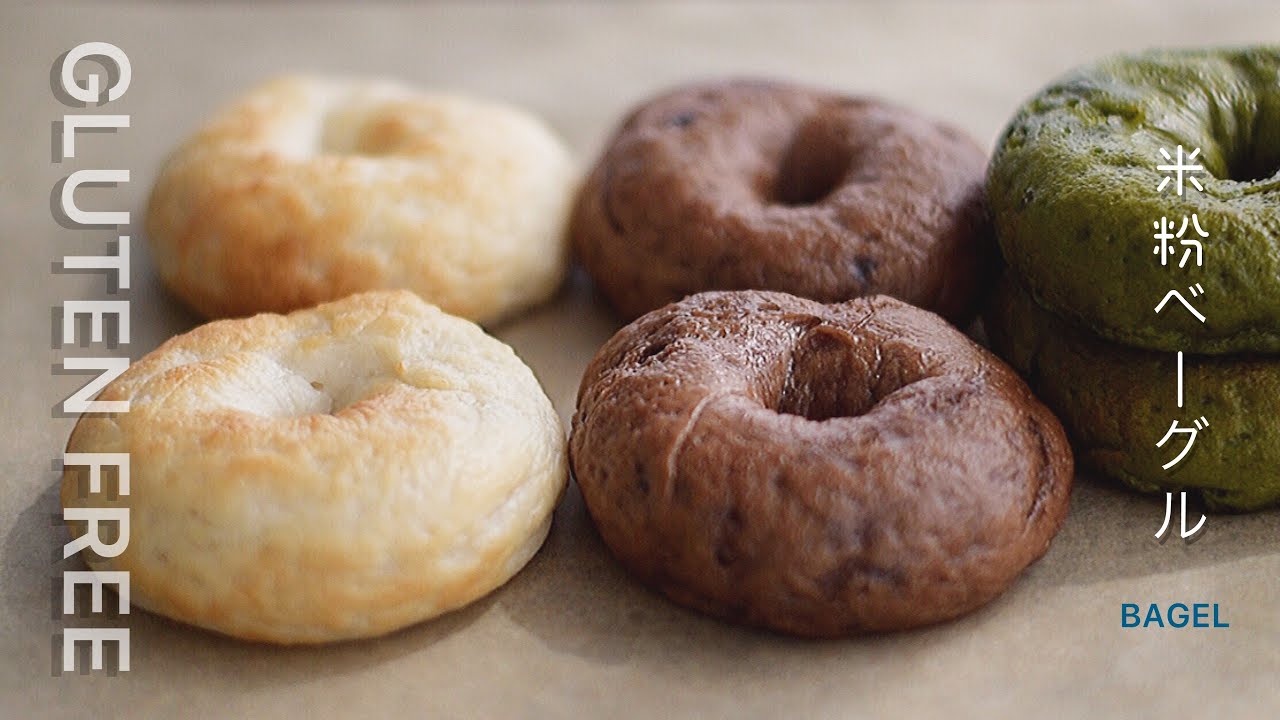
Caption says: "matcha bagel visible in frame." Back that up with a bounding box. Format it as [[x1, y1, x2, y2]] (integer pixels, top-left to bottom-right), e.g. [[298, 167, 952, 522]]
[[986, 275, 1280, 512], [988, 47, 1280, 354]]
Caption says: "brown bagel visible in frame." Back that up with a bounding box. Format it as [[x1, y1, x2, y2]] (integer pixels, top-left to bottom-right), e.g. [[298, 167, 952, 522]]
[[569, 291, 1072, 636], [571, 79, 993, 323]]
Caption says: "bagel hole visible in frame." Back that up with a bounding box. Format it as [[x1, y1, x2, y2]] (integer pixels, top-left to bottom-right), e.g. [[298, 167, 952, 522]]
[[1224, 105, 1280, 182], [774, 325, 879, 421], [320, 106, 417, 157], [1227, 152, 1280, 182], [772, 116, 850, 206], [774, 144, 849, 206], [776, 378, 876, 421], [267, 344, 391, 418]]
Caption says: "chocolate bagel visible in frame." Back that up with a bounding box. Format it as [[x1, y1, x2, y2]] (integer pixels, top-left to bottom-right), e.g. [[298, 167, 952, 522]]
[[570, 291, 1073, 636], [571, 79, 994, 323]]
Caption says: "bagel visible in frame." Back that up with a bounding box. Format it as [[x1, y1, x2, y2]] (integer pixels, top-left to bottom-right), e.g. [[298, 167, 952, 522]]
[[61, 290, 568, 643], [986, 274, 1280, 512], [569, 290, 1072, 636], [988, 47, 1280, 353], [146, 76, 577, 325], [570, 78, 994, 323]]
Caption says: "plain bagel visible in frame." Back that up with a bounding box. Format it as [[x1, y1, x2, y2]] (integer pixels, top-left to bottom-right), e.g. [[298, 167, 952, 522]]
[[61, 290, 568, 643], [146, 76, 577, 325]]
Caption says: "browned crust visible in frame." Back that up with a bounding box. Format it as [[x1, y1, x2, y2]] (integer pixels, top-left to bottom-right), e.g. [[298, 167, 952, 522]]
[[145, 77, 575, 325], [61, 290, 568, 643]]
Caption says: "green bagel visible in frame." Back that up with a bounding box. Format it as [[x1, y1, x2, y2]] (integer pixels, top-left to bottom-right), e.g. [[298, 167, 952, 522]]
[[988, 47, 1280, 354], [985, 274, 1280, 512]]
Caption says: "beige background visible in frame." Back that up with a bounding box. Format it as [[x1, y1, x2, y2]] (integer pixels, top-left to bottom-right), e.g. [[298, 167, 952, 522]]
[[3, 2, 1279, 718]]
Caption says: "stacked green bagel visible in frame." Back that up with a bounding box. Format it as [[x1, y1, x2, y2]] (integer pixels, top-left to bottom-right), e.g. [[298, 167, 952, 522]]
[[986, 46, 1280, 511]]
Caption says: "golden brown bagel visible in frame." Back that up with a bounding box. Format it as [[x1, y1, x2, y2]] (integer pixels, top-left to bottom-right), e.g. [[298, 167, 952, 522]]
[[147, 76, 577, 324]]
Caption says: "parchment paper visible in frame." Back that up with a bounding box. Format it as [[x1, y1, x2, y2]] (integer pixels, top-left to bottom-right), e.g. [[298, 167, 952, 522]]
[[2, 3, 1277, 718]]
